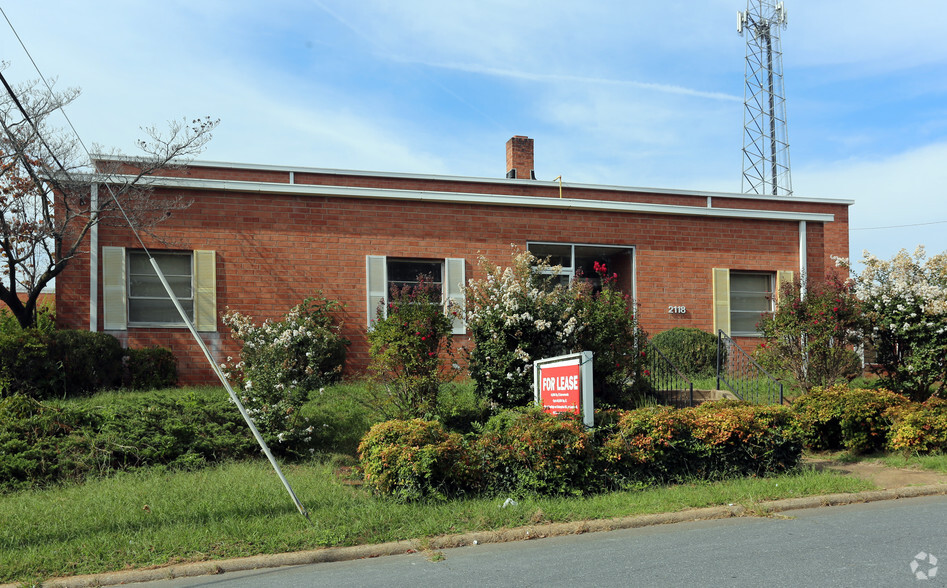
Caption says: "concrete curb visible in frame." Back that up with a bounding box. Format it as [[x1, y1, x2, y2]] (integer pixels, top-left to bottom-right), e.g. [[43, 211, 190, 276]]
[[18, 484, 947, 588]]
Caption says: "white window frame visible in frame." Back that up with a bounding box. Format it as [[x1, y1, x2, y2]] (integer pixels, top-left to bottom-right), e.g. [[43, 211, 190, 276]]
[[366, 255, 466, 334], [526, 242, 636, 298]]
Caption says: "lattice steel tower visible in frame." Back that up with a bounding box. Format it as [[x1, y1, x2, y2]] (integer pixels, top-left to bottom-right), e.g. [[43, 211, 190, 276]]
[[738, 1, 792, 196]]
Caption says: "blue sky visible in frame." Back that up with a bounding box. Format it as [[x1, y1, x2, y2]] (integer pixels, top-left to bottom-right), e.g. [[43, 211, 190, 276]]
[[3, 1, 947, 266]]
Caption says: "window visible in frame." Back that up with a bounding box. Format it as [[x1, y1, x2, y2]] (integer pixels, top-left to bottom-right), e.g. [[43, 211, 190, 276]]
[[713, 269, 791, 336], [366, 256, 465, 334], [729, 272, 774, 335], [128, 251, 194, 325], [101, 247, 217, 331], [527, 242, 634, 295], [386, 259, 443, 299]]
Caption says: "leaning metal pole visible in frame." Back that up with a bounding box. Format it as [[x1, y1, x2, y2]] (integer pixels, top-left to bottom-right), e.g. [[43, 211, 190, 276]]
[[148, 258, 311, 523]]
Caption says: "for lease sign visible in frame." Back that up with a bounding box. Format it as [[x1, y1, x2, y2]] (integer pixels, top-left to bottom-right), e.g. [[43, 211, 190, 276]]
[[533, 351, 594, 427], [539, 360, 581, 415]]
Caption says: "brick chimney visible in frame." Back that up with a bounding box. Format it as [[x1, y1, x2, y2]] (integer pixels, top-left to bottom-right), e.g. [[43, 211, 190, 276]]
[[506, 136, 535, 180]]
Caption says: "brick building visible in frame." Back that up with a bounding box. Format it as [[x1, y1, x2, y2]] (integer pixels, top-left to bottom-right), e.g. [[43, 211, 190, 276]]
[[55, 136, 852, 385]]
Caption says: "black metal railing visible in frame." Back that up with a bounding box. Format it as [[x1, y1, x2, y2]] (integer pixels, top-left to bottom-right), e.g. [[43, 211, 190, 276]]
[[716, 330, 783, 405], [644, 343, 695, 408]]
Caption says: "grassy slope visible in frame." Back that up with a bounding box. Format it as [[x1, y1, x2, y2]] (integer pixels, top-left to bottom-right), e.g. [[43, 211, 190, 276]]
[[0, 459, 872, 584]]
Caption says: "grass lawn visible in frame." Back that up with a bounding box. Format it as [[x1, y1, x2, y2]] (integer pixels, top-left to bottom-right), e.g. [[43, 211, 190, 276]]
[[0, 457, 873, 585]]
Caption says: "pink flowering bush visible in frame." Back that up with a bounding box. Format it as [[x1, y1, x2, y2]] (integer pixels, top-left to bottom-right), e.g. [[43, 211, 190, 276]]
[[221, 294, 348, 455], [755, 272, 865, 394], [367, 276, 455, 419]]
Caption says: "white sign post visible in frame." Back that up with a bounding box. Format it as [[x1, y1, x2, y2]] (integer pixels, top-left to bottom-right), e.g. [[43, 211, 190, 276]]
[[533, 351, 594, 428]]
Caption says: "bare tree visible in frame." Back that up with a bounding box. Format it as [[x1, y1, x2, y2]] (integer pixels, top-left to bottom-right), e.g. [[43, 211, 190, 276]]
[[0, 75, 218, 328]]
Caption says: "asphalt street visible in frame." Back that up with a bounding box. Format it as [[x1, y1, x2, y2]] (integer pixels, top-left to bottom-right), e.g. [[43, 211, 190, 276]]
[[125, 494, 947, 588]]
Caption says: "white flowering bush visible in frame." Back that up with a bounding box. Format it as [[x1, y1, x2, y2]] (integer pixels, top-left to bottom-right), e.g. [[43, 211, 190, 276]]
[[464, 249, 648, 410], [221, 294, 349, 454], [842, 247, 947, 399]]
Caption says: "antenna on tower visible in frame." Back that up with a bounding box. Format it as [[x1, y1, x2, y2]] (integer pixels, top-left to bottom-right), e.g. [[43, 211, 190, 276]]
[[738, 1, 792, 196]]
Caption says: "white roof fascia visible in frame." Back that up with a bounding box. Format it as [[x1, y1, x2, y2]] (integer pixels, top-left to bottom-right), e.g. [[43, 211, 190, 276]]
[[92, 155, 854, 207], [133, 175, 837, 223]]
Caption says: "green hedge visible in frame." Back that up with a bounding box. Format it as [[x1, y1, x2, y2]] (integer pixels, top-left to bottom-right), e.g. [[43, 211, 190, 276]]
[[358, 402, 801, 500], [790, 386, 907, 453], [600, 401, 800, 485], [650, 327, 721, 377], [124, 347, 178, 390], [475, 408, 598, 496], [358, 419, 479, 501], [0, 330, 178, 399], [0, 392, 257, 493], [886, 397, 947, 454]]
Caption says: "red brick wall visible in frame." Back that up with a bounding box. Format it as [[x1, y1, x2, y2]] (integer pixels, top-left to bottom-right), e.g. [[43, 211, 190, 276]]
[[55, 171, 850, 385]]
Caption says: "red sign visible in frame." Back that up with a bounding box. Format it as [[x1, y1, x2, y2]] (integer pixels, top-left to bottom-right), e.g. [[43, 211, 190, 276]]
[[538, 360, 581, 415]]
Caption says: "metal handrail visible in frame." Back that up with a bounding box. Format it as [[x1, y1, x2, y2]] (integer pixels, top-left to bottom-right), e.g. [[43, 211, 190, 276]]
[[645, 343, 695, 408], [716, 330, 783, 405]]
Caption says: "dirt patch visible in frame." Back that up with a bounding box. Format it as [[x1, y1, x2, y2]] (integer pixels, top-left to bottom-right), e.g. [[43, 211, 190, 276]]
[[806, 457, 947, 490]]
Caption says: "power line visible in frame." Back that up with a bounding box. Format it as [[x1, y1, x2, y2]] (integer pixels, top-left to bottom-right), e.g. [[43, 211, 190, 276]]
[[1, 7, 312, 524], [851, 220, 947, 231]]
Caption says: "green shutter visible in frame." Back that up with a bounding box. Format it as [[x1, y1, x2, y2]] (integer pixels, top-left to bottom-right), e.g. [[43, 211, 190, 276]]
[[712, 268, 730, 337], [366, 255, 387, 328], [193, 250, 217, 332], [102, 246, 127, 330], [444, 258, 466, 335]]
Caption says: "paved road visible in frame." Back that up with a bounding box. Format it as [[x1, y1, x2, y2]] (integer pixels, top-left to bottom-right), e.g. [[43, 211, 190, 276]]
[[131, 495, 947, 587]]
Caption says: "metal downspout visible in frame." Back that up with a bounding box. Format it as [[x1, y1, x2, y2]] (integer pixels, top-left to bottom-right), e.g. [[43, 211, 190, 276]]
[[89, 183, 98, 331]]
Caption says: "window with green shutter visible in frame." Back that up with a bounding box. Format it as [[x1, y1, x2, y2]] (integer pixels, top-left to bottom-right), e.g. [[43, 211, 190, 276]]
[[101, 248, 216, 331]]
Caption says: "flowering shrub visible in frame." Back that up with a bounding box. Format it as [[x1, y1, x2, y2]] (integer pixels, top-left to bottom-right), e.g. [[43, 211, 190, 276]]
[[841, 247, 947, 399], [357, 418, 479, 501], [886, 397, 947, 454], [367, 277, 455, 419], [577, 263, 650, 407], [755, 273, 865, 394], [222, 294, 348, 454], [790, 386, 907, 453], [464, 249, 647, 410]]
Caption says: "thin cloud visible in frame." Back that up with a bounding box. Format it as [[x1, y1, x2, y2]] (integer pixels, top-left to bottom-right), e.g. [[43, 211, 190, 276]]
[[408, 60, 743, 102]]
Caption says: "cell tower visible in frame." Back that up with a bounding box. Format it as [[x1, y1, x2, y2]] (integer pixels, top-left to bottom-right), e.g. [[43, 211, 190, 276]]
[[738, 1, 792, 196]]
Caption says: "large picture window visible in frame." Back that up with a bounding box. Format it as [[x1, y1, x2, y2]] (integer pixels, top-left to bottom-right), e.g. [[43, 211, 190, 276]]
[[527, 242, 634, 294], [385, 259, 443, 298]]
